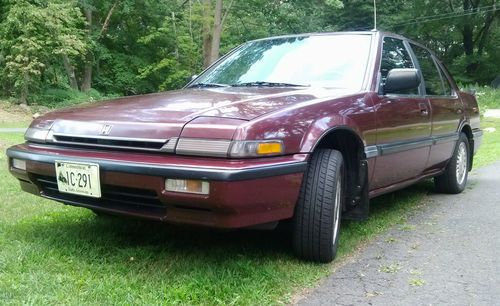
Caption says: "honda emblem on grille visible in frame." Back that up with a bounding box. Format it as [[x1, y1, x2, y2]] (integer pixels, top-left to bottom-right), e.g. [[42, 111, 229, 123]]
[[100, 124, 113, 135]]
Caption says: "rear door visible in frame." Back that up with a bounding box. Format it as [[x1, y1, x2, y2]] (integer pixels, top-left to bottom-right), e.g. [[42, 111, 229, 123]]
[[371, 37, 432, 189], [409, 44, 463, 171]]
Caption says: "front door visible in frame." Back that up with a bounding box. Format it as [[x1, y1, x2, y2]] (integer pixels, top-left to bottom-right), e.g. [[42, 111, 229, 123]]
[[409, 43, 463, 171], [371, 37, 432, 190]]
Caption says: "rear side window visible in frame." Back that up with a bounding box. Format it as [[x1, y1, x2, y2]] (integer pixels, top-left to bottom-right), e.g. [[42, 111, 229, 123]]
[[380, 37, 417, 95], [436, 63, 454, 96], [411, 44, 445, 96]]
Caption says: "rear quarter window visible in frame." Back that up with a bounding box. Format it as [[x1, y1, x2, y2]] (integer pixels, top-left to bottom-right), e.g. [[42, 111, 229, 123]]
[[411, 44, 446, 96]]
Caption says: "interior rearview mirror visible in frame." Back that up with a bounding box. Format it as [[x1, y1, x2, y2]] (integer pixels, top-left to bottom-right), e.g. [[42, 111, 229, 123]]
[[384, 68, 420, 94]]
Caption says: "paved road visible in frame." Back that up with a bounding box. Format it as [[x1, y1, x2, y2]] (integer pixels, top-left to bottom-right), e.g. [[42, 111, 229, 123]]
[[0, 128, 26, 133], [299, 162, 500, 306]]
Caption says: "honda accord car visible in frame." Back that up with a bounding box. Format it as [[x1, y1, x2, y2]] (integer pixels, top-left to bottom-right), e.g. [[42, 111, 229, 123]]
[[6, 31, 482, 262]]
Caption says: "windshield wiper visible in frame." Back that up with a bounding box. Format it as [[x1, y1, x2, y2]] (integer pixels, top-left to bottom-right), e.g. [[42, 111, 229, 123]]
[[188, 83, 230, 88], [230, 81, 309, 88]]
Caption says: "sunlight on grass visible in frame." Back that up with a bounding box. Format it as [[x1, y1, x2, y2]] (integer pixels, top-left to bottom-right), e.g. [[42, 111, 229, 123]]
[[474, 118, 500, 168]]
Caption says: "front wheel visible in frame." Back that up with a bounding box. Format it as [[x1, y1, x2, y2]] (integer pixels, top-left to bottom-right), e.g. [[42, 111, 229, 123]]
[[292, 149, 344, 263], [434, 133, 470, 194]]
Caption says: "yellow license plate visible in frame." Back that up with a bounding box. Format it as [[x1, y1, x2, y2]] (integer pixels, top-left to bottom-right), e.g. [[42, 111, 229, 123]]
[[55, 161, 101, 198]]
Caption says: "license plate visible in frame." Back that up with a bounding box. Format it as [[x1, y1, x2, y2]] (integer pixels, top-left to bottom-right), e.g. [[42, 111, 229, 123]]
[[55, 161, 101, 198]]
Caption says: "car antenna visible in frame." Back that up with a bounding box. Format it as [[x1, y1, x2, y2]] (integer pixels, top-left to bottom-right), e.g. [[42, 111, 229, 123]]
[[372, 0, 377, 30]]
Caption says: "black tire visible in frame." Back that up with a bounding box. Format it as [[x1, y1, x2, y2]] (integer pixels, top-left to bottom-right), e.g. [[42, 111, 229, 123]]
[[292, 149, 344, 263], [434, 133, 470, 194]]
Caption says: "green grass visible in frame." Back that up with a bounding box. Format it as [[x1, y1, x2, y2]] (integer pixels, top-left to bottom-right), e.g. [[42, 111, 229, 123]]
[[0, 132, 430, 305], [475, 87, 500, 111], [0, 117, 499, 305], [474, 118, 500, 168]]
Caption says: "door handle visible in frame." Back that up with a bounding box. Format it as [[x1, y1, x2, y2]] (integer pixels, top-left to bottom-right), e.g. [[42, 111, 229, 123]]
[[419, 103, 429, 116]]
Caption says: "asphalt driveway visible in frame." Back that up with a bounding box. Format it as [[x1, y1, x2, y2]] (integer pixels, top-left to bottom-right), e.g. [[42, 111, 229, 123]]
[[298, 162, 500, 305]]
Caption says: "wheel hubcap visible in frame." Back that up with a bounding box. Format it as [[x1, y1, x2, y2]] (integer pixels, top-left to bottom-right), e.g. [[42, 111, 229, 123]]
[[332, 176, 342, 244], [456, 142, 468, 185]]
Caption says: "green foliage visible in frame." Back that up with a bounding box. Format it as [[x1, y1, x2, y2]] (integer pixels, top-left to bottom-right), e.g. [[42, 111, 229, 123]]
[[476, 87, 500, 110], [0, 0, 86, 103], [0, 0, 498, 105], [32, 88, 106, 108]]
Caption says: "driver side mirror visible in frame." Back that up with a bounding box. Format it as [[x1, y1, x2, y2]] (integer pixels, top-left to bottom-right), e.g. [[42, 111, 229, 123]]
[[384, 68, 420, 94]]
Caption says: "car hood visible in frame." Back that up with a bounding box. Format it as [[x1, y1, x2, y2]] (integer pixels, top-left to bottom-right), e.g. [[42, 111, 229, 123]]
[[37, 87, 355, 141]]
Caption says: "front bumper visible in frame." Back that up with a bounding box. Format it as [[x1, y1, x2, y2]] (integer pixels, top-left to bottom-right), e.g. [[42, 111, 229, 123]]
[[7, 143, 307, 228]]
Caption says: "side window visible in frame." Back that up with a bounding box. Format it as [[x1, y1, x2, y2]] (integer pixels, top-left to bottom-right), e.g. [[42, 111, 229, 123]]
[[411, 44, 445, 96], [436, 63, 454, 96], [380, 37, 417, 95]]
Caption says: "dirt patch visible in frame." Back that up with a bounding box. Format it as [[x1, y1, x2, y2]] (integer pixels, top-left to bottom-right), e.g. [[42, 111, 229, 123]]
[[0, 102, 33, 125]]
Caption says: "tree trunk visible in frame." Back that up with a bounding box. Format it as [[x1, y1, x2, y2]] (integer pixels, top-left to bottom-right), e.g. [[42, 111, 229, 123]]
[[62, 55, 79, 90], [19, 73, 29, 105], [81, 63, 92, 92], [81, 8, 93, 92], [209, 0, 223, 64], [462, 0, 476, 75], [202, 0, 213, 68]]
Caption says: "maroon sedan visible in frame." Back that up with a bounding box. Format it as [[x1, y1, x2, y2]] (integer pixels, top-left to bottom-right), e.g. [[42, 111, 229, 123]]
[[7, 31, 482, 262]]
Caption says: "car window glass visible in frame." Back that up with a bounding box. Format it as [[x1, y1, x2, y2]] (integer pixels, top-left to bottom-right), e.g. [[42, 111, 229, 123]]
[[436, 63, 454, 96], [380, 37, 417, 95], [194, 35, 373, 90], [411, 44, 445, 96]]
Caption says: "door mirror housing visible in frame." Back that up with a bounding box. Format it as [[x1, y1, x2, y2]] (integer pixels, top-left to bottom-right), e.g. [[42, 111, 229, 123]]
[[384, 68, 421, 94]]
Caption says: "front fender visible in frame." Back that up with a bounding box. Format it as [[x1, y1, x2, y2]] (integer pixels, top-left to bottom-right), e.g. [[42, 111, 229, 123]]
[[233, 92, 377, 155], [300, 117, 366, 153]]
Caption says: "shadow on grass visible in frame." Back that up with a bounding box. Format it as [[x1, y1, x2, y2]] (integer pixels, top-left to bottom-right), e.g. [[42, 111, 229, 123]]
[[7, 180, 434, 266]]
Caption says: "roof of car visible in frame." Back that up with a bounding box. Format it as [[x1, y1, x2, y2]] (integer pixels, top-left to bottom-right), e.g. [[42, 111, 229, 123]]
[[249, 30, 407, 43]]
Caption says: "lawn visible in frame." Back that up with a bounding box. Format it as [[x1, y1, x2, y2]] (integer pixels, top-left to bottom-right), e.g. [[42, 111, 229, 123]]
[[1, 116, 499, 304]]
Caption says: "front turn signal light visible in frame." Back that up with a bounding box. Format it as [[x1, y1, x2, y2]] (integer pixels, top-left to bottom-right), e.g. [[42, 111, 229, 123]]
[[165, 179, 210, 195], [256, 142, 283, 155]]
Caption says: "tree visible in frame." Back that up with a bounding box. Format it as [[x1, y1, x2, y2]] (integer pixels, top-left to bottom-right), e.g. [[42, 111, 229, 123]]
[[201, 0, 235, 68], [0, 0, 86, 103]]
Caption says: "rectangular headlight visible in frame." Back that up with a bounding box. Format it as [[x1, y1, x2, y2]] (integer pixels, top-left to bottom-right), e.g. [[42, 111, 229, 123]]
[[24, 120, 55, 143], [175, 138, 284, 158], [25, 128, 50, 143], [176, 138, 231, 157]]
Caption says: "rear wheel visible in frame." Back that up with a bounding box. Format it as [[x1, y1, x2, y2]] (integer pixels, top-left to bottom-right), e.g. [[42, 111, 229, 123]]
[[292, 149, 344, 263], [434, 133, 470, 194]]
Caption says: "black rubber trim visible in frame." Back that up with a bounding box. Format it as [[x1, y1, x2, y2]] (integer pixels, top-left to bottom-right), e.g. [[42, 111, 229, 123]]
[[432, 133, 460, 145], [380, 138, 434, 155], [6, 147, 307, 181], [364, 132, 459, 157]]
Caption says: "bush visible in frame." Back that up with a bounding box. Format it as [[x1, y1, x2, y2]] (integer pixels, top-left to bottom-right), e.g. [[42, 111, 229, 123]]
[[30, 88, 111, 108], [472, 87, 500, 110]]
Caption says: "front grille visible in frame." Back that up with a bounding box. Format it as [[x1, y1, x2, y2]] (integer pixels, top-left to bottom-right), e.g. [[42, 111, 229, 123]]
[[33, 175, 166, 217], [50, 134, 176, 153]]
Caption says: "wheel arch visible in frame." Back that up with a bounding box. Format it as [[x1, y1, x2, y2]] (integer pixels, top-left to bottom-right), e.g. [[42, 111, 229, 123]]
[[309, 126, 369, 220], [459, 122, 474, 171]]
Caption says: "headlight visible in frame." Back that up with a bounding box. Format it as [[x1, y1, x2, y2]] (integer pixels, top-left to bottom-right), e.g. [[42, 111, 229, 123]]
[[24, 120, 54, 143], [229, 140, 284, 157], [175, 138, 284, 158]]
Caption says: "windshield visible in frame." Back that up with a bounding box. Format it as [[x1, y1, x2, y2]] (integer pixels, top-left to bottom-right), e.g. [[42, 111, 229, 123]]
[[192, 34, 373, 89]]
